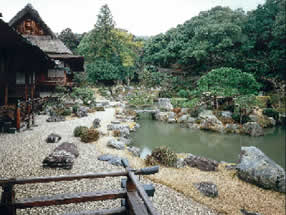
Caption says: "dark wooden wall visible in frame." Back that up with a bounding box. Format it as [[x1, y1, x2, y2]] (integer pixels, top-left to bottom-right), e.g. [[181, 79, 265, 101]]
[[0, 48, 48, 105]]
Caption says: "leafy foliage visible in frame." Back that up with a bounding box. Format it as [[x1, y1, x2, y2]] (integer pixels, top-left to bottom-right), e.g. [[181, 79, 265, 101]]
[[71, 87, 94, 104], [142, 1, 285, 83], [58, 28, 83, 53], [263, 108, 279, 120], [127, 91, 154, 107], [234, 95, 258, 124], [77, 4, 143, 84], [197, 67, 261, 97]]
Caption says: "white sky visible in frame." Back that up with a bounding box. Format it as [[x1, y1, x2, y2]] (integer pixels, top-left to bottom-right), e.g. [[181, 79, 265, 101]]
[[2, 0, 265, 36]]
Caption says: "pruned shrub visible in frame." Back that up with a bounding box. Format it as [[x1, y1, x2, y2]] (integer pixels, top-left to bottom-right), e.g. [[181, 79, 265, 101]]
[[80, 128, 100, 143], [73, 126, 88, 137], [263, 108, 279, 120], [145, 146, 177, 167], [112, 130, 121, 137]]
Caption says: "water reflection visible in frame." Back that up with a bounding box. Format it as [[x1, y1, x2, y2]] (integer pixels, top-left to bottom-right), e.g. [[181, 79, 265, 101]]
[[132, 119, 286, 169]]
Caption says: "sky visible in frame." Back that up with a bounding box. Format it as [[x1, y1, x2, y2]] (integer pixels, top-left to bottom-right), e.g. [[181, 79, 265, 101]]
[[2, 0, 265, 36]]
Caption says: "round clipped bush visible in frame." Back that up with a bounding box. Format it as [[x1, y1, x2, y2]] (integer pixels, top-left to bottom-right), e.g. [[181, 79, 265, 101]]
[[73, 126, 88, 137], [80, 128, 100, 143], [146, 146, 177, 167]]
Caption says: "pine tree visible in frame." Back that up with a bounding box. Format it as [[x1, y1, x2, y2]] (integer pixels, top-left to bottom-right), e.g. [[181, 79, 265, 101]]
[[91, 4, 117, 61]]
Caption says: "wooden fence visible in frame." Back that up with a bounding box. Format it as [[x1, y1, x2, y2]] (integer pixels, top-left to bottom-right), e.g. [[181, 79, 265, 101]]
[[0, 97, 46, 132], [0, 162, 159, 215]]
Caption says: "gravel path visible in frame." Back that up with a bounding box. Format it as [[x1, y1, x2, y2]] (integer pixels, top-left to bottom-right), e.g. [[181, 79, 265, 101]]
[[0, 107, 217, 215]]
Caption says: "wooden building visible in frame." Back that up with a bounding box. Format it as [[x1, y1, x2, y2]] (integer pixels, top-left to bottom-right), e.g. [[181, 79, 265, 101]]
[[0, 19, 54, 105], [9, 4, 84, 96]]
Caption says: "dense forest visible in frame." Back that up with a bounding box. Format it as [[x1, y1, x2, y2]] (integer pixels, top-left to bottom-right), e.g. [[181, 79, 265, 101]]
[[58, 0, 285, 91]]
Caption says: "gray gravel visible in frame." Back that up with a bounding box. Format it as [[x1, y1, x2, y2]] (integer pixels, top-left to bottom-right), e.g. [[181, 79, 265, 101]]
[[0, 108, 217, 215]]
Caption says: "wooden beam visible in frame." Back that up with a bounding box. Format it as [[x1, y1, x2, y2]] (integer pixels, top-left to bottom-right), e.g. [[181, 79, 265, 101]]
[[0, 171, 128, 186], [127, 192, 148, 215], [128, 172, 159, 215], [0, 184, 16, 215], [61, 206, 127, 215], [14, 190, 126, 209]]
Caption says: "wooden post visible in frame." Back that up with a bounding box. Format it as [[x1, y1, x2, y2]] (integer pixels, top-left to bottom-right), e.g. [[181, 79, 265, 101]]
[[4, 84, 8, 105], [31, 99, 35, 126], [31, 84, 34, 99], [16, 100, 21, 131], [25, 84, 28, 101], [0, 183, 16, 215], [27, 99, 31, 129]]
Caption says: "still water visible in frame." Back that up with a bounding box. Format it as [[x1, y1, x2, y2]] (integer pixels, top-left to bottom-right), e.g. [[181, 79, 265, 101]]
[[132, 118, 286, 169]]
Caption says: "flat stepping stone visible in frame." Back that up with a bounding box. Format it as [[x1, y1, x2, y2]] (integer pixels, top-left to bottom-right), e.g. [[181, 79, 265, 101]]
[[97, 154, 128, 167]]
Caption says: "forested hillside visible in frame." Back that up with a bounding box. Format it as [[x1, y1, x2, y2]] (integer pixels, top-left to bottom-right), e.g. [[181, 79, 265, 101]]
[[143, 0, 285, 81], [58, 0, 285, 86]]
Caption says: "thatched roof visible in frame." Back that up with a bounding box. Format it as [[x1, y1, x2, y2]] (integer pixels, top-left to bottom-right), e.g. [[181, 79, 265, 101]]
[[0, 19, 54, 66], [23, 35, 73, 54], [9, 4, 72, 55], [9, 4, 56, 38]]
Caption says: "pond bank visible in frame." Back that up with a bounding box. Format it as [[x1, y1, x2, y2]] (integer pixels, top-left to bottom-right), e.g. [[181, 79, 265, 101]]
[[131, 119, 286, 169], [0, 107, 216, 215]]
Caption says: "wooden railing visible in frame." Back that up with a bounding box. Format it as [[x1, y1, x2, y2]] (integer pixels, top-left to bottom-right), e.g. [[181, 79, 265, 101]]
[[0, 162, 159, 215]]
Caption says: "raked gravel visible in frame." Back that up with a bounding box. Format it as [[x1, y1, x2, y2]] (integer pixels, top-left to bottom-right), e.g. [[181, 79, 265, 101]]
[[0, 107, 217, 215]]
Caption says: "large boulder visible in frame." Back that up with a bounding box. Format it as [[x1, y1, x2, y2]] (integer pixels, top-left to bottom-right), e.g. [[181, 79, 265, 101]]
[[107, 123, 130, 131], [76, 106, 89, 118], [236, 146, 285, 193], [224, 123, 241, 134], [107, 139, 126, 150], [184, 154, 219, 171], [93, 118, 101, 128], [198, 110, 224, 133], [249, 114, 276, 128], [97, 154, 128, 167], [177, 115, 189, 123], [194, 182, 218, 198], [158, 98, 173, 111], [242, 122, 264, 136], [127, 146, 141, 157], [46, 115, 65, 122], [154, 112, 169, 121], [43, 142, 79, 169]]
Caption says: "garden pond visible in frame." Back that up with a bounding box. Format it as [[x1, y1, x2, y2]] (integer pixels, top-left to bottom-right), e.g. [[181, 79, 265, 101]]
[[132, 117, 286, 169]]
